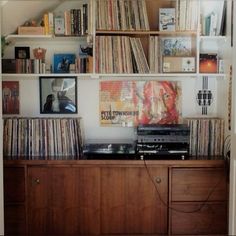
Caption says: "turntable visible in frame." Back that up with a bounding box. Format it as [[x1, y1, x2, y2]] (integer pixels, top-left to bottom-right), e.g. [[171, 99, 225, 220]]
[[82, 139, 136, 160]]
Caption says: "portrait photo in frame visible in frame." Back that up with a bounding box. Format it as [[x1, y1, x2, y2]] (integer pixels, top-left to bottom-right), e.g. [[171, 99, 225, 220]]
[[39, 76, 77, 114], [15, 46, 30, 59]]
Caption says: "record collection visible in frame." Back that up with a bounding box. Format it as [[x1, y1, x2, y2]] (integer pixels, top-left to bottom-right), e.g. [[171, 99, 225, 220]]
[[3, 117, 83, 160], [186, 117, 224, 158]]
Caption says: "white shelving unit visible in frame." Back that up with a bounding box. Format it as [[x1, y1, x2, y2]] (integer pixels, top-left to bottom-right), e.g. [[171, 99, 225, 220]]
[[0, 0, 231, 139], [0, 1, 234, 234]]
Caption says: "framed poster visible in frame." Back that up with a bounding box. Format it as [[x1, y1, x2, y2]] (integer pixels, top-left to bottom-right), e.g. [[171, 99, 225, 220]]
[[100, 80, 182, 127], [39, 76, 77, 114], [2, 81, 20, 114]]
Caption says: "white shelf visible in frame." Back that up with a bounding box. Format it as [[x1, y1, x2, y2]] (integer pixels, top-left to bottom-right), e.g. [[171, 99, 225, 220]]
[[1, 73, 94, 78], [5, 34, 88, 43], [199, 35, 227, 40], [98, 73, 198, 78], [5, 34, 53, 41], [2, 73, 227, 79], [198, 73, 227, 77]]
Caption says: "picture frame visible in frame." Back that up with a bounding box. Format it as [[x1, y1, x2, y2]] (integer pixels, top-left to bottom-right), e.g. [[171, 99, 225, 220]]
[[15, 46, 30, 59], [53, 53, 76, 73], [39, 76, 77, 114], [2, 81, 20, 114]]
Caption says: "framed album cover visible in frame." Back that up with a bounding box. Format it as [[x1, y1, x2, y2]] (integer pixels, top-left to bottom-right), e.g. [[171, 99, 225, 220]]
[[15, 46, 30, 59], [39, 76, 77, 114], [53, 53, 76, 73]]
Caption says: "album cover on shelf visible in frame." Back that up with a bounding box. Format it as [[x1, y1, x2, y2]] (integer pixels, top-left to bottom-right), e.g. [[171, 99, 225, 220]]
[[161, 37, 192, 56], [199, 53, 218, 73], [159, 8, 175, 31], [53, 53, 76, 73]]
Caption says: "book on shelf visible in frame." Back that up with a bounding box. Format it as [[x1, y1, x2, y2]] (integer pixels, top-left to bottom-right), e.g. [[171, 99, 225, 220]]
[[54, 14, 65, 35], [204, 12, 217, 36], [219, 0, 227, 36], [176, 0, 198, 31], [75, 56, 93, 73], [201, 0, 226, 36], [159, 8, 175, 31], [42, 3, 89, 36], [2, 58, 46, 74], [2, 59, 17, 73], [43, 12, 54, 35]]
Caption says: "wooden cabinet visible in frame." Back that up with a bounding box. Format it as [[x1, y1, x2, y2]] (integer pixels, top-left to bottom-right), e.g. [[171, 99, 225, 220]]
[[27, 166, 100, 235], [169, 167, 228, 235], [101, 166, 168, 234], [4, 166, 26, 235], [3, 160, 228, 236]]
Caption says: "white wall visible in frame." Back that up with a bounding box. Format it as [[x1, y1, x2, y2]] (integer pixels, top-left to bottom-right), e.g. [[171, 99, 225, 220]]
[[228, 1, 236, 233], [0, 4, 5, 236], [3, 74, 222, 141]]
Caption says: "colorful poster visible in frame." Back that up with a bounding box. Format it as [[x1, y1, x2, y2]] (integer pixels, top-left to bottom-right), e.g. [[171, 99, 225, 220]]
[[2, 81, 20, 114], [100, 81, 182, 126]]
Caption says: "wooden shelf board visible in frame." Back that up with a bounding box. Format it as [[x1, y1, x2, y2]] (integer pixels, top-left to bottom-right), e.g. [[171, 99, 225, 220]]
[[96, 30, 197, 36]]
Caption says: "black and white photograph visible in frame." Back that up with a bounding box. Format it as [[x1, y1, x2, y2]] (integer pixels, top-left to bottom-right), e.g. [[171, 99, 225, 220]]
[[39, 76, 77, 114]]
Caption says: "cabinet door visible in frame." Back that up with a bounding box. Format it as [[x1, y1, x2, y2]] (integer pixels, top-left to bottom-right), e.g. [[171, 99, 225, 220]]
[[4, 167, 26, 235], [49, 167, 100, 235], [74, 167, 100, 235], [28, 166, 49, 235], [101, 166, 168, 234], [28, 166, 100, 235]]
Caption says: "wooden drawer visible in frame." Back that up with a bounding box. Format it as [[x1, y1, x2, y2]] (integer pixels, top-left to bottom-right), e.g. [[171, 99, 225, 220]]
[[170, 202, 228, 235], [171, 168, 227, 201], [4, 167, 25, 203]]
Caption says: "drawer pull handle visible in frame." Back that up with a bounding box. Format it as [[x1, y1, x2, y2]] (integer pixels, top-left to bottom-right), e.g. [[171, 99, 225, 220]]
[[155, 177, 162, 184], [33, 179, 40, 184]]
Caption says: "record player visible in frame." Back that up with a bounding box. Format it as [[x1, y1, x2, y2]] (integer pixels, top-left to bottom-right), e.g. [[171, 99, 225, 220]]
[[82, 139, 136, 160]]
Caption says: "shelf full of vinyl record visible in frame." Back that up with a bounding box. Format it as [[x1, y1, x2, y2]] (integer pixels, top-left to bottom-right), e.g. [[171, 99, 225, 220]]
[[3, 117, 83, 160], [95, 0, 197, 74], [95, 0, 227, 76], [186, 117, 225, 158], [1, 0, 228, 77]]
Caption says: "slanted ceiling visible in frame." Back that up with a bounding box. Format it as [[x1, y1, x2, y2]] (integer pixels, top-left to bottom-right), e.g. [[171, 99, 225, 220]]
[[1, 0, 65, 36]]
